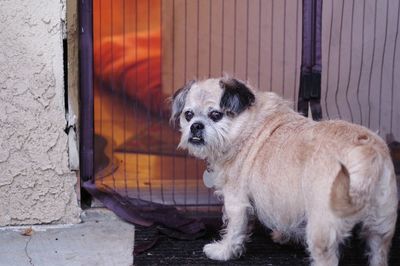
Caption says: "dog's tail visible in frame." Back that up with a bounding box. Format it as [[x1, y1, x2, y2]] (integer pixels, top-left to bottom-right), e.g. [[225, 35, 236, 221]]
[[330, 144, 387, 217]]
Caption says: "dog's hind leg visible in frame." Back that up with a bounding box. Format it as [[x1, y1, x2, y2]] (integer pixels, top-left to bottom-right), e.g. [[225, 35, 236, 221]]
[[306, 215, 349, 266], [360, 203, 397, 266], [362, 227, 395, 266], [361, 162, 398, 266], [203, 189, 252, 261]]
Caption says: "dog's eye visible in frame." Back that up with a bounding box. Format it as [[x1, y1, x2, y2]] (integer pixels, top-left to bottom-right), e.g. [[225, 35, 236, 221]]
[[209, 111, 223, 122], [184, 111, 194, 121]]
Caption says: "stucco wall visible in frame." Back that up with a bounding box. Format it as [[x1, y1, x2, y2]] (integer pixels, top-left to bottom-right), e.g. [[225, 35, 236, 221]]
[[0, 1, 80, 225]]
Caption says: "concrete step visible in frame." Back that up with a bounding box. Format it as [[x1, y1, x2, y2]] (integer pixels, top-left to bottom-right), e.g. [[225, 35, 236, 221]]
[[0, 208, 135, 266]]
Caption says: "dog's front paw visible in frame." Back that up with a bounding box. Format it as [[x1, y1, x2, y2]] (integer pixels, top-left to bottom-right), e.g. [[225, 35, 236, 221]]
[[203, 241, 243, 261], [203, 241, 232, 261]]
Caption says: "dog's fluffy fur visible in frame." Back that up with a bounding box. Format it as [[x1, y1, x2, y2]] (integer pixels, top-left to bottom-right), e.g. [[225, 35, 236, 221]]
[[171, 77, 398, 266]]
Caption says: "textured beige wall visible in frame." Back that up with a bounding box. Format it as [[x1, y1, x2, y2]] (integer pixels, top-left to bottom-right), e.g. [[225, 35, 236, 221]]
[[0, 1, 81, 225]]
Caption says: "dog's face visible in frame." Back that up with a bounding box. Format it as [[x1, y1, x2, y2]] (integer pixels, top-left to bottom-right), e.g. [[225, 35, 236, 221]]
[[171, 78, 255, 160]]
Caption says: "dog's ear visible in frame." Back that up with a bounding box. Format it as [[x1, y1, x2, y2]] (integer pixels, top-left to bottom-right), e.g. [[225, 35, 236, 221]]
[[170, 80, 195, 127], [219, 78, 255, 116]]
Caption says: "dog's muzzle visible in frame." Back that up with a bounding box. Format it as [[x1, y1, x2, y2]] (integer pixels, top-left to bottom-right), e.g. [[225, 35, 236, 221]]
[[189, 122, 205, 145]]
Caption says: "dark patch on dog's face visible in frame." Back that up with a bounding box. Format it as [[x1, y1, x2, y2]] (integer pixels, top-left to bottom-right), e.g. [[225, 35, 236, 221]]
[[219, 78, 255, 116], [170, 80, 195, 127]]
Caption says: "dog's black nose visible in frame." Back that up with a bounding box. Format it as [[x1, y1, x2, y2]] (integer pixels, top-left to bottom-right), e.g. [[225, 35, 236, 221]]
[[190, 122, 204, 133]]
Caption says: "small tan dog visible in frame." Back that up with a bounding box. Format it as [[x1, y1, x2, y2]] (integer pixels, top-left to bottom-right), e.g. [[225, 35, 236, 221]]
[[170, 77, 398, 266]]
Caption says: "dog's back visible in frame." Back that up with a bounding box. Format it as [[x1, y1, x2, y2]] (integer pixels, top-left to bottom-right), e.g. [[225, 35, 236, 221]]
[[243, 94, 398, 265], [248, 106, 398, 266]]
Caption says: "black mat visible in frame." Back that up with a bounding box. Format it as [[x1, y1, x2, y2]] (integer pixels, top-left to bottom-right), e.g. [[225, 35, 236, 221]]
[[134, 216, 400, 266]]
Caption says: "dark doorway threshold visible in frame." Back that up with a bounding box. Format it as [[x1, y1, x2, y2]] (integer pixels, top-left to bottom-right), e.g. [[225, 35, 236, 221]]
[[134, 214, 400, 266]]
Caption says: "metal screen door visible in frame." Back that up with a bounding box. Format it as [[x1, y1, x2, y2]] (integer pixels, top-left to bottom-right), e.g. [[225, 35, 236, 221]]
[[85, 0, 400, 211], [91, 0, 302, 210]]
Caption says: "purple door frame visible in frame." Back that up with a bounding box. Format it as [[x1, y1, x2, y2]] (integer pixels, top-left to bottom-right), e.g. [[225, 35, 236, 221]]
[[79, 0, 94, 183]]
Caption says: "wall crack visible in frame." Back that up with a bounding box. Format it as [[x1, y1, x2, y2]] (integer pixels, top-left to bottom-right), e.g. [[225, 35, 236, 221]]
[[24, 236, 34, 266]]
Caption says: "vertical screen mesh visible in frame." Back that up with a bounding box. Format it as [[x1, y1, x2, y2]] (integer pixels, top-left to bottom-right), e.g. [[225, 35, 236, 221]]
[[91, 0, 399, 210], [321, 0, 400, 140], [92, 0, 302, 210]]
